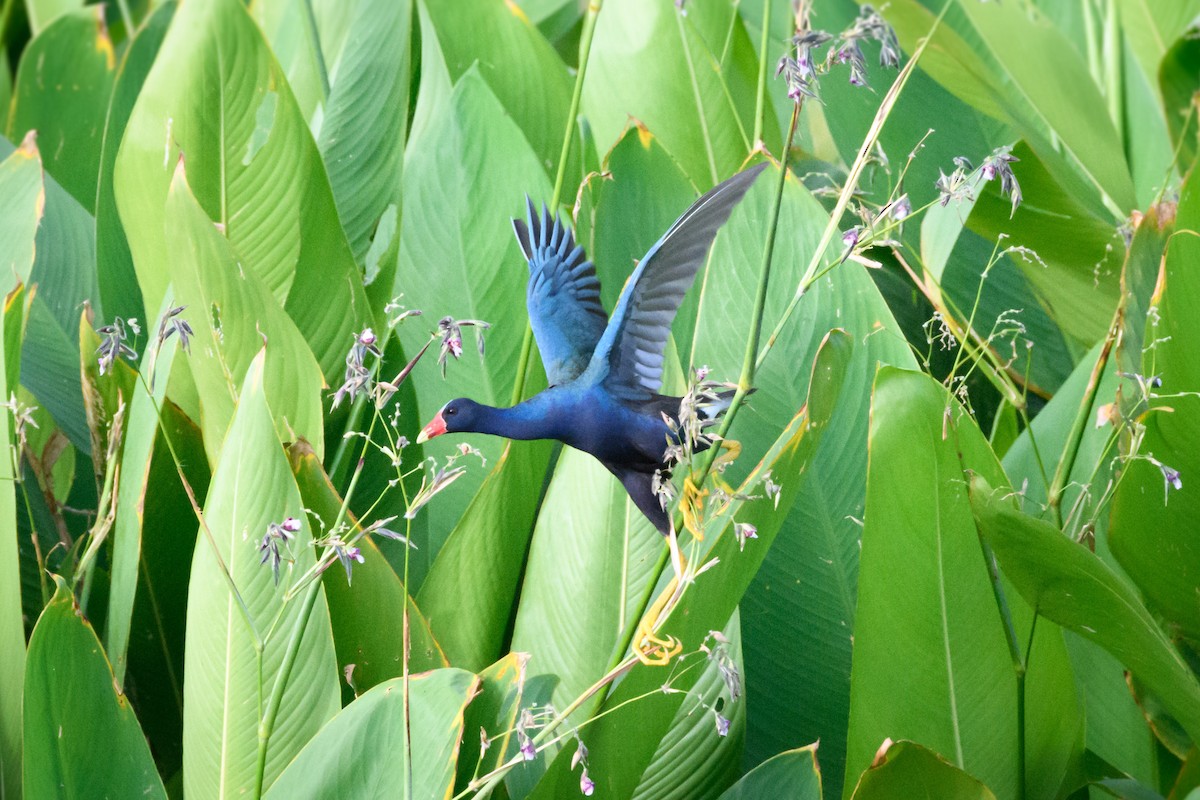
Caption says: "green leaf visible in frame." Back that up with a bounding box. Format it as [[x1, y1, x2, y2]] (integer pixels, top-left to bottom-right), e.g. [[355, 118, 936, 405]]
[[265, 669, 479, 800], [970, 476, 1200, 746], [288, 442, 447, 699], [23, 575, 166, 799], [632, 611, 747, 799], [420, 0, 576, 193], [255, 0, 412, 287], [455, 652, 529, 794], [7, 7, 116, 210], [0, 288, 26, 800], [581, 0, 754, 189], [394, 65, 550, 541], [0, 133, 97, 454], [96, 0, 176, 325], [105, 307, 180, 686], [847, 741, 996, 800], [887, 0, 1134, 214], [508, 444, 661, 722], [125, 398, 209, 782], [23, 0, 82, 34], [1110, 169, 1200, 641], [164, 163, 325, 464], [717, 745, 821, 800], [0, 134, 44, 293], [530, 330, 852, 800], [687, 169, 914, 792], [182, 352, 339, 797], [113, 0, 369, 380], [417, 439, 553, 670], [845, 367, 1080, 800], [1160, 32, 1200, 169]]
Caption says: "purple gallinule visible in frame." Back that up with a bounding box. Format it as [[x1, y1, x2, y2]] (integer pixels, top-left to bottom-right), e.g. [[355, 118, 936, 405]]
[[417, 164, 766, 536]]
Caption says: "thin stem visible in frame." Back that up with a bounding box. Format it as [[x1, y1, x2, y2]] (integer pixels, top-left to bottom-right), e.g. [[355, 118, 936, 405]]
[[254, 578, 322, 799], [114, 0, 134, 36], [692, 100, 799, 488], [301, 0, 331, 100], [753, 0, 772, 145], [1047, 309, 1120, 525], [511, 0, 604, 406]]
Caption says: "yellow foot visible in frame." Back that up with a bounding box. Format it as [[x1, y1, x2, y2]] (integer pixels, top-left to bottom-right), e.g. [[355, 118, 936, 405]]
[[634, 535, 687, 666]]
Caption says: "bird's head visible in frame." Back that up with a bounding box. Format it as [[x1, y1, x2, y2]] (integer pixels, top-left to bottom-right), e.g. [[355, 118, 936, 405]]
[[416, 398, 480, 444]]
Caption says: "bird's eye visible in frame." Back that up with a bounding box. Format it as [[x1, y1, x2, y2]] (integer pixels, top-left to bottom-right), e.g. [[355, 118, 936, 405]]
[[445, 407, 456, 416]]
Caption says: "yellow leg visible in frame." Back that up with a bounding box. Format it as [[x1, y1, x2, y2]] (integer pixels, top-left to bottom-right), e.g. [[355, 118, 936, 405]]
[[634, 529, 687, 666]]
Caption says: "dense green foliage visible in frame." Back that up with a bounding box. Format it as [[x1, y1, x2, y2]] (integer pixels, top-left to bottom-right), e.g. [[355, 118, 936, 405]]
[[2, 0, 1200, 797]]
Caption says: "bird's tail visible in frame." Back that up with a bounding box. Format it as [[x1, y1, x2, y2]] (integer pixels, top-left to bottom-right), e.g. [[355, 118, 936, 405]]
[[699, 387, 754, 421]]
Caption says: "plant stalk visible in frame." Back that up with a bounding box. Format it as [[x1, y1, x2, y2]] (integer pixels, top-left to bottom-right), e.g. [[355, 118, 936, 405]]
[[1047, 308, 1120, 526], [753, 0, 772, 145]]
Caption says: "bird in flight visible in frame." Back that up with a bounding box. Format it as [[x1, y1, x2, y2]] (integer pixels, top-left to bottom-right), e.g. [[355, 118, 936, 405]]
[[417, 163, 766, 537]]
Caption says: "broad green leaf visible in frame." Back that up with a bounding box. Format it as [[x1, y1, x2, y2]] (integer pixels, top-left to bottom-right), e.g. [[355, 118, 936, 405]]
[[165, 163, 325, 464], [265, 669, 478, 800], [456, 653, 529, 794], [887, 0, 1134, 215], [105, 307, 180, 686], [718, 745, 821, 800], [418, 439, 553, 670], [582, 0, 755, 190], [114, 0, 369, 379], [125, 397, 209, 781], [96, 0, 175, 325], [508, 445, 661, 721], [289, 441, 447, 700], [847, 740, 996, 800], [688, 169, 913, 791], [0, 134, 43, 293], [23, 575, 166, 799], [971, 477, 1200, 746], [845, 367, 1080, 800], [421, 0, 576, 193], [0, 134, 96, 454], [182, 353, 339, 797], [23, 0, 82, 33], [7, 7, 116, 210], [1110, 169, 1200, 641], [632, 611, 747, 800], [395, 65, 550, 541], [0, 288, 26, 800], [1117, 205, 1174, 380], [1117, 0, 1200, 83], [1160, 33, 1200, 169], [255, 0, 412, 293], [530, 330, 852, 800]]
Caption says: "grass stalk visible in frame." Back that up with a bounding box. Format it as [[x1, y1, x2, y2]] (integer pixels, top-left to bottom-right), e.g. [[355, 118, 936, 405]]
[[753, 0, 772, 145], [1047, 307, 1120, 526]]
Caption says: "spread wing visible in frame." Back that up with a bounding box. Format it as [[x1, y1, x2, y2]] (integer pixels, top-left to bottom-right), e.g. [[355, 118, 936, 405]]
[[512, 199, 608, 386], [589, 163, 767, 400]]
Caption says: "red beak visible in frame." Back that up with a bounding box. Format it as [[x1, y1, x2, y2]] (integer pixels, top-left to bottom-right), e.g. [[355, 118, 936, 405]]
[[416, 411, 447, 444]]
